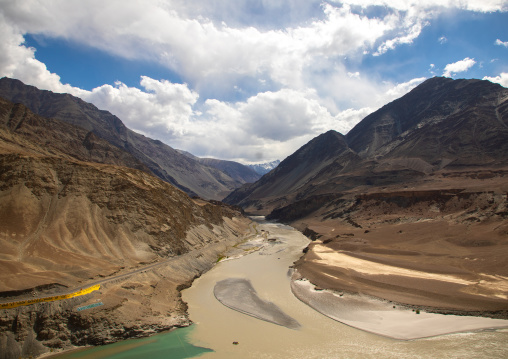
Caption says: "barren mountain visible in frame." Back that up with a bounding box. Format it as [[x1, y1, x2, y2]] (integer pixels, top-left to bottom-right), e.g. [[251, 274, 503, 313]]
[[177, 149, 261, 187], [225, 77, 508, 317], [0, 96, 250, 358], [0, 77, 243, 200]]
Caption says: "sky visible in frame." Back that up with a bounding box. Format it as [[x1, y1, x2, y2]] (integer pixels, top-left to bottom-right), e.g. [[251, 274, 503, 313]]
[[1, 1, 507, 164]]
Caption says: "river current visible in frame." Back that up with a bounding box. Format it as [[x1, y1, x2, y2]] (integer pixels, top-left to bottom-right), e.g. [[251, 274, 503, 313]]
[[53, 219, 508, 359]]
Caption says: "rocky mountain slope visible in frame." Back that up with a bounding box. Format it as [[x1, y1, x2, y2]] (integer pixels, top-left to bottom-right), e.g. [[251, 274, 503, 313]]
[[0, 77, 243, 200], [225, 77, 508, 213], [0, 96, 251, 358], [225, 77, 508, 317]]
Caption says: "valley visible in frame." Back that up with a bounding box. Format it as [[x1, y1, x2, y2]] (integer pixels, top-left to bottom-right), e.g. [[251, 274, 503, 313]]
[[1, 76, 508, 359]]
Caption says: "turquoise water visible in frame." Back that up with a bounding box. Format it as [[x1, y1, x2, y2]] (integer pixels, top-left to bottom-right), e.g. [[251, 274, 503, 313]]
[[53, 326, 212, 359]]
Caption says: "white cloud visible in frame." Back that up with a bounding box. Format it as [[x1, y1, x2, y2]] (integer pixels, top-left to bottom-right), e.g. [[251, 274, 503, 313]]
[[82, 77, 199, 138], [0, 1, 505, 163], [334, 0, 508, 12], [442, 57, 476, 77], [0, 0, 426, 93], [385, 77, 427, 100], [438, 36, 448, 44], [0, 14, 87, 97], [333, 107, 374, 134], [483, 73, 508, 87], [495, 39, 508, 47], [374, 19, 426, 56]]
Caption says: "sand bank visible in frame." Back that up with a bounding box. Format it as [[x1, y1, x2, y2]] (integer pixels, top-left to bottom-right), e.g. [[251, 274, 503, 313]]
[[214, 278, 300, 329], [291, 275, 508, 340]]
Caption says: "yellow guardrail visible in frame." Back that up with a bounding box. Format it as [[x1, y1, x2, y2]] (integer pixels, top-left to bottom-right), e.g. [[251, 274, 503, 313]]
[[0, 284, 100, 309]]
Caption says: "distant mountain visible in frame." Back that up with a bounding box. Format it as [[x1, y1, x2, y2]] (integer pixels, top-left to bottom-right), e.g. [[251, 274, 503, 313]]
[[247, 160, 281, 175], [0, 77, 243, 200], [224, 77, 508, 215], [176, 150, 261, 184]]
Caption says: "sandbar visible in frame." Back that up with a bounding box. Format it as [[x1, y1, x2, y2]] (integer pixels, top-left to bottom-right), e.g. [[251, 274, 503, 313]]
[[291, 275, 508, 340], [214, 278, 300, 329]]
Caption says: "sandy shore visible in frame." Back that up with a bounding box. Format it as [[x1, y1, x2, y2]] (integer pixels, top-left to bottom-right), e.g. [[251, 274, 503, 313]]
[[291, 273, 508, 340], [214, 278, 300, 329]]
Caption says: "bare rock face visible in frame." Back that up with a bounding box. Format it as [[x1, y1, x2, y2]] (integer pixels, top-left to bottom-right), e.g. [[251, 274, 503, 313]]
[[0, 95, 251, 358], [345, 77, 508, 159]]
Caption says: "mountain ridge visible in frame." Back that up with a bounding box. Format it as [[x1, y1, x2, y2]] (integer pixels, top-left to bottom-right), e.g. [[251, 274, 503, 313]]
[[224, 77, 508, 213], [224, 76, 508, 319], [0, 77, 244, 200], [246, 160, 281, 175], [176, 149, 262, 185]]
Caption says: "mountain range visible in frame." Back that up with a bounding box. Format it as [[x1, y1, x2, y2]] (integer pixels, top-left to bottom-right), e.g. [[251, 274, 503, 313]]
[[246, 160, 281, 175], [1, 76, 508, 358], [225, 77, 508, 215], [0, 78, 258, 200]]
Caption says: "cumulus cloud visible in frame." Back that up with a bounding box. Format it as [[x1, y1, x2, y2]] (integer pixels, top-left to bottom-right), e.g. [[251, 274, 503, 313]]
[[442, 57, 476, 77], [82, 77, 199, 138], [0, 0, 427, 93], [438, 36, 448, 44], [374, 19, 426, 56], [483, 73, 508, 87], [385, 77, 427, 100], [0, 15, 87, 97], [495, 39, 508, 47], [0, 1, 505, 163]]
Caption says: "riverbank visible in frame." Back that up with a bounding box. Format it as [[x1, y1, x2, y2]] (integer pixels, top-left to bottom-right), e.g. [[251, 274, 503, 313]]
[[183, 218, 508, 359], [0, 217, 253, 359], [291, 271, 508, 340]]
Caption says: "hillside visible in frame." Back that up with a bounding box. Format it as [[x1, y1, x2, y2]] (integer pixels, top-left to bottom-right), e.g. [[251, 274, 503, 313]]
[[0, 96, 251, 358], [224, 77, 508, 317], [0, 77, 244, 200], [225, 77, 508, 214]]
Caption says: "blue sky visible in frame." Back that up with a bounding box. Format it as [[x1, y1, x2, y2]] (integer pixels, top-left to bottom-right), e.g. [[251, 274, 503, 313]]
[[1, 0, 507, 163]]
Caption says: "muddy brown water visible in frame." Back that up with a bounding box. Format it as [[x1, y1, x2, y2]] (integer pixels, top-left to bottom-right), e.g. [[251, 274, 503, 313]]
[[182, 218, 508, 359]]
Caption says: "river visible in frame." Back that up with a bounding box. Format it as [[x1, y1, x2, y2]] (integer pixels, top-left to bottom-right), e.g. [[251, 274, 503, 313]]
[[182, 218, 508, 358], [52, 218, 508, 358]]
